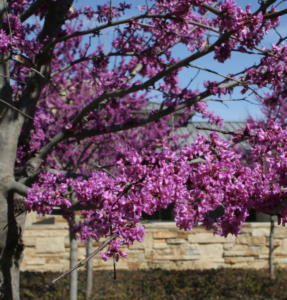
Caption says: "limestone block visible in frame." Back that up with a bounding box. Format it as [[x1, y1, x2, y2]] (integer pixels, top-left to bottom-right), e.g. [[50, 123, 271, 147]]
[[167, 238, 186, 244], [175, 260, 210, 270], [225, 244, 249, 251], [153, 239, 166, 243], [129, 232, 153, 249], [199, 244, 223, 258], [252, 260, 268, 269], [77, 247, 86, 257], [127, 252, 142, 259], [237, 236, 266, 245], [277, 258, 287, 264], [138, 262, 149, 269], [185, 249, 200, 255], [251, 228, 270, 237], [223, 243, 234, 250], [242, 223, 270, 228], [24, 229, 68, 237], [190, 259, 214, 270], [138, 253, 145, 259], [274, 227, 287, 238], [258, 254, 269, 259], [25, 212, 37, 226], [153, 243, 168, 249], [23, 237, 36, 247], [145, 248, 154, 255], [35, 237, 65, 253], [258, 246, 269, 254], [237, 257, 255, 262], [177, 233, 188, 239], [126, 249, 144, 254], [38, 263, 66, 272], [153, 249, 173, 256], [145, 223, 178, 230], [228, 262, 249, 269], [180, 242, 199, 250], [188, 227, 207, 234], [224, 250, 245, 257], [240, 228, 253, 234], [145, 249, 154, 259], [282, 239, 287, 252], [153, 255, 200, 261], [241, 223, 252, 228], [23, 248, 36, 256], [45, 257, 60, 264], [189, 233, 235, 244], [210, 258, 225, 263], [225, 257, 237, 264], [26, 258, 46, 265], [153, 232, 178, 239]]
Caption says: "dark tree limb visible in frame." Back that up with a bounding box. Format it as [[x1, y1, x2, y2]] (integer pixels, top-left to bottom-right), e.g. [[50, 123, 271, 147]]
[[19, 0, 47, 23]]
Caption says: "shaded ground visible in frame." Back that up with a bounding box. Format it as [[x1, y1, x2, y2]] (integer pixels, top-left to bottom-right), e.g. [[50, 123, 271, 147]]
[[20, 268, 287, 299]]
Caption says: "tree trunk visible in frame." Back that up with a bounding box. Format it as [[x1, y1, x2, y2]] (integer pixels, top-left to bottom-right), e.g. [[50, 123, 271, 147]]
[[0, 193, 26, 300], [269, 215, 275, 280], [85, 238, 93, 300], [69, 229, 78, 300]]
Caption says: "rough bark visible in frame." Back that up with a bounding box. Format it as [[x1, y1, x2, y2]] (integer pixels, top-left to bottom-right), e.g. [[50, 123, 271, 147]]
[[269, 216, 275, 280], [85, 238, 93, 300], [69, 230, 78, 300]]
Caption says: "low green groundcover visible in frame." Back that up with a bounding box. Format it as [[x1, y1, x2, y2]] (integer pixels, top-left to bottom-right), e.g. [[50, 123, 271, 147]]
[[20, 268, 287, 299]]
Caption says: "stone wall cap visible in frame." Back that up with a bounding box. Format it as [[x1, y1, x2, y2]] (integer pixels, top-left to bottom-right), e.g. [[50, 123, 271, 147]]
[[25, 223, 68, 230]]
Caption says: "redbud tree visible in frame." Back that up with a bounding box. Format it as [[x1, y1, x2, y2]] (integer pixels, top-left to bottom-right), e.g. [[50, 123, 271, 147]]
[[1, 0, 287, 298]]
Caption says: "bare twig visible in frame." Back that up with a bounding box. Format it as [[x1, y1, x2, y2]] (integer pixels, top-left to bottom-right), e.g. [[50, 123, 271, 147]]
[[50, 233, 119, 285], [188, 157, 206, 165], [196, 125, 256, 137], [93, 163, 116, 179], [0, 98, 33, 119]]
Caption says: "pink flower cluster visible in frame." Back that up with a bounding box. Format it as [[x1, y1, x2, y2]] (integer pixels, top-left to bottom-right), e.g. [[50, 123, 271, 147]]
[[26, 172, 73, 215], [26, 120, 287, 258]]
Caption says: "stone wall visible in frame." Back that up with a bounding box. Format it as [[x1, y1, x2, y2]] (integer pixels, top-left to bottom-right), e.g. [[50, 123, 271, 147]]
[[20, 220, 287, 272]]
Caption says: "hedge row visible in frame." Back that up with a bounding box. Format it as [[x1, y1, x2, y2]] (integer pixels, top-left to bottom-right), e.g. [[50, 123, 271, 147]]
[[20, 268, 287, 299]]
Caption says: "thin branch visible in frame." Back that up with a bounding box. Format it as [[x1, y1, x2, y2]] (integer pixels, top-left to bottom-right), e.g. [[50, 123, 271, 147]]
[[0, 98, 33, 119], [196, 125, 256, 137], [70, 78, 247, 141], [203, 96, 260, 105], [69, 31, 234, 127], [189, 64, 244, 86], [50, 233, 119, 285], [185, 69, 200, 90], [189, 63, 266, 101], [93, 163, 116, 179], [188, 157, 206, 165]]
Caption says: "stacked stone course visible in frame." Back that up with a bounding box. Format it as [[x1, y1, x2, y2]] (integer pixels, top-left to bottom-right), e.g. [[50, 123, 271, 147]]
[[21, 220, 287, 272]]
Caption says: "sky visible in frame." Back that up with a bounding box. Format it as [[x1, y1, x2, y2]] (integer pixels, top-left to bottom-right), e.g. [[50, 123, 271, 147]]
[[71, 0, 287, 122]]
